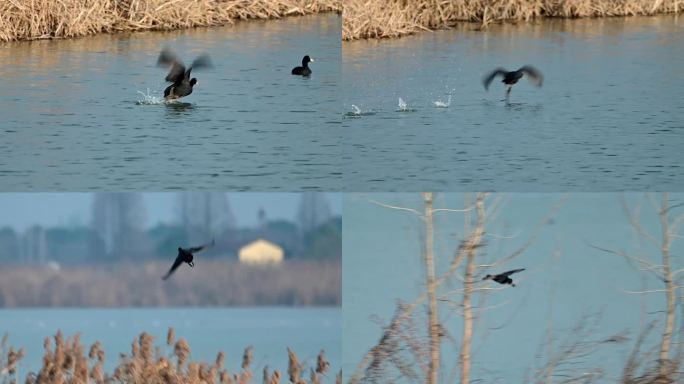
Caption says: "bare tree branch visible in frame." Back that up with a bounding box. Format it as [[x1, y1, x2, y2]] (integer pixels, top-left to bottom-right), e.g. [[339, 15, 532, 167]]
[[460, 193, 486, 384], [368, 198, 424, 219], [620, 195, 660, 248], [422, 192, 440, 384], [480, 196, 566, 271]]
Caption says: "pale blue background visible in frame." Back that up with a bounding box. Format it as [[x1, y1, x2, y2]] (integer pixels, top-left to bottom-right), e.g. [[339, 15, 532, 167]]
[[343, 193, 683, 382]]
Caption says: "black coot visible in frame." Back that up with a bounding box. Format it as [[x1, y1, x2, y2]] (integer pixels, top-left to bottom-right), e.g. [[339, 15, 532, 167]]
[[157, 48, 212, 100], [291, 55, 313, 76]]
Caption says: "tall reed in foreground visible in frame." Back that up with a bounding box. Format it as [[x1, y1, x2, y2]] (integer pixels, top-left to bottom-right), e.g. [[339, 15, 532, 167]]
[[0, 333, 25, 381], [0, 328, 339, 384], [343, 0, 681, 40], [0, 0, 341, 42]]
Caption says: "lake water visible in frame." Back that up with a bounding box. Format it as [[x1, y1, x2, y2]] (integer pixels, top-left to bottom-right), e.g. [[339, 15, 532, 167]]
[[342, 16, 683, 191], [0, 307, 340, 378], [0, 14, 342, 191]]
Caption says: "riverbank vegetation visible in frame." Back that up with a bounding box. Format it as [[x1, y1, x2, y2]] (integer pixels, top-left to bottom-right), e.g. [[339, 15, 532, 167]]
[[342, 0, 681, 40], [0, 0, 341, 42], [0, 260, 340, 307], [0, 328, 342, 384]]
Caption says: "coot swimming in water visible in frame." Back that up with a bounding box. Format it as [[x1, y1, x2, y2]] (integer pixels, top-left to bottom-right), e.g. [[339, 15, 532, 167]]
[[291, 55, 314, 76]]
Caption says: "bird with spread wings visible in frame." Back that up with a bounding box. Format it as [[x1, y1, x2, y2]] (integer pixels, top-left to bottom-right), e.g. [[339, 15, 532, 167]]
[[482, 268, 526, 287], [162, 239, 215, 280]]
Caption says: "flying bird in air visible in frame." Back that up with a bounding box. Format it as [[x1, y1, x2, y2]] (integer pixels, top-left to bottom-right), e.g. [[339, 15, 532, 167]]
[[482, 66, 543, 103], [482, 268, 525, 287], [162, 240, 214, 280], [157, 48, 213, 100]]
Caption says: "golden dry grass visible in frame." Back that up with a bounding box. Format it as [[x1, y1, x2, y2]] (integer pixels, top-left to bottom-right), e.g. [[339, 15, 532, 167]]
[[0, 329, 340, 384], [342, 0, 681, 40], [0, 0, 341, 42]]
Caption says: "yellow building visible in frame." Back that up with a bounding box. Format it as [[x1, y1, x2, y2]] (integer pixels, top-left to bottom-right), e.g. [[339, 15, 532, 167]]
[[238, 239, 284, 265]]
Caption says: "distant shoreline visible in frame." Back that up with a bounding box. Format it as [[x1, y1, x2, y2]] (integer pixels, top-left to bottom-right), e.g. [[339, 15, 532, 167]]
[[0, 260, 341, 307], [0, 0, 340, 43], [342, 0, 681, 40]]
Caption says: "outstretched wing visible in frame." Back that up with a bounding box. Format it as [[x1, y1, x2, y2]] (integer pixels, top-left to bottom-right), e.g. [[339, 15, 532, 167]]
[[187, 238, 215, 253], [482, 68, 508, 90], [519, 65, 543, 87], [162, 254, 184, 280], [190, 54, 213, 70], [182, 55, 213, 81], [157, 48, 186, 83], [501, 268, 525, 277], [166, 63, 186, 83]]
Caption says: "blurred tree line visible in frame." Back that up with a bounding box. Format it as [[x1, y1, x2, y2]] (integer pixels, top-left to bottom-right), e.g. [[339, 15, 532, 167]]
[[0, 192, 340, 266]]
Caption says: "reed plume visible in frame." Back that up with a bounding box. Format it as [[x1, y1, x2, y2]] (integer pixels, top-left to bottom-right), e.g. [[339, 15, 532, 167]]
[[287, 347, 303, 383], [3, 328, 333, 384], [315, 350, 329, 374]]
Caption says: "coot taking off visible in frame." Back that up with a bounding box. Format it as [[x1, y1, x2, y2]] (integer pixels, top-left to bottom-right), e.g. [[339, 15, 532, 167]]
[[291, 55, 314, 76], [157, 48, 213, 100], [482, 66, 543, 103], [482, 268, 525, 287], [162, 239, 215, 280]]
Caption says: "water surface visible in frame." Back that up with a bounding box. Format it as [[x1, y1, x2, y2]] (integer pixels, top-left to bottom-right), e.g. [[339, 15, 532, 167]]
[[0, 15, 341, 190], [342, 16, 683, 191], [0, 307, 340, 377]]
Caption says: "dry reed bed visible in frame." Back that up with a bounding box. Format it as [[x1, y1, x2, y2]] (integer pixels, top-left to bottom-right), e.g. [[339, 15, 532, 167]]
[[0, 260, 341, 307], [0, 328, 342, 384], [0, 0, 341, 42], [342, 0, 681, 40]]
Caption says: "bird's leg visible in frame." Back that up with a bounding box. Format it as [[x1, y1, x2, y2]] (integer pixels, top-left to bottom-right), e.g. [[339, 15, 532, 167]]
[[189, 262, 195, 267], [505, 86, 512, 104]]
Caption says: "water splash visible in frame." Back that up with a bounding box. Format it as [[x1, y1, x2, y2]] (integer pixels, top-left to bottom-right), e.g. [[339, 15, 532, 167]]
[[136, 88, 165, 105], [344, 104, 376, 117], [397, 97, 408, 112], [433, 95, 452, 108]]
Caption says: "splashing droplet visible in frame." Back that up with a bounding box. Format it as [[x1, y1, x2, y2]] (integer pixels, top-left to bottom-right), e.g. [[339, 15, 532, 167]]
[[433, 95, 451, 108], [397, 97, 408, 111]]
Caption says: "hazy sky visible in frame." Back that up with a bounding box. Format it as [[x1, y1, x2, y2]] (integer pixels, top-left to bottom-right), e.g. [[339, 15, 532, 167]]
[[0, 192, 341, 231], [343, 193, 684, 382]]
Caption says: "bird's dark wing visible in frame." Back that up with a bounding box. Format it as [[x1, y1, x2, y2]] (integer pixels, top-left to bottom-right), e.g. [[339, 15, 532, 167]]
[[482, 68, 508, 90], [157, 48, 186, 83], [187, 238, 215, 253], [501, 268, 525, 277], [190, 54, 213, 70], [162, 254, 184, 280], [166, 63, 186, 83], [519, 65, 543, 87], [157, 48, 182, 67]]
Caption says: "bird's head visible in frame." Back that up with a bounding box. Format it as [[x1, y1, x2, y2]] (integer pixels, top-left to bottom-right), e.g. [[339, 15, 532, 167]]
[[303, 55, 313, 64], [483, 274, 492, 280], [178, 247, 182, 252], [190, 78, 197, 86]]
